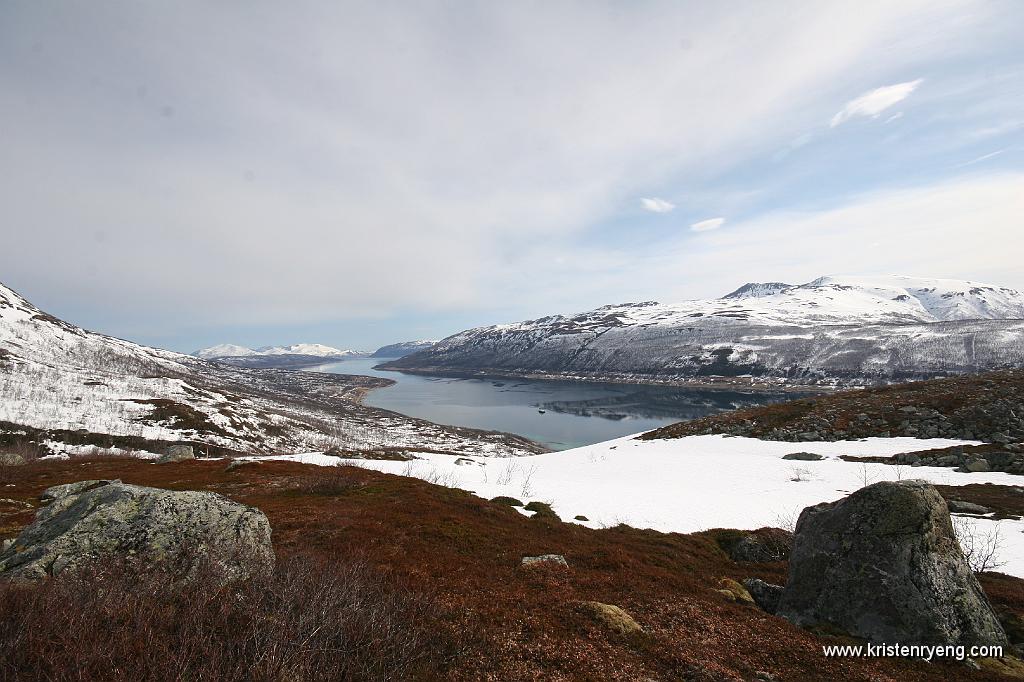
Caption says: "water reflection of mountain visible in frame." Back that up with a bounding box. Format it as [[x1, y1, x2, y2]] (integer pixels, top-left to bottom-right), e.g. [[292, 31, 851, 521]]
[[537, 388, 808, 422]]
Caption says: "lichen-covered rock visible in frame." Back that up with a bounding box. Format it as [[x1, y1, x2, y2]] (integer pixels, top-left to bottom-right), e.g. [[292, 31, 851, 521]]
[[521, 554, 567, 568], [156, 444, 195, 464], [777, 480, 1007, 646], [578, 601, 643, 635], [0, 479, 273, 583], [0, 453, 27, 466], [715, 577, 756, 605]]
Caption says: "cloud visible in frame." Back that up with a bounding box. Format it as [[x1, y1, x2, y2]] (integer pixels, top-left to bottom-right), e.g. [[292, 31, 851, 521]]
[[953, 148, 1008, 168], [640, 197, 675, 213], [830, 79, 923, 127], [690, 217, 726, 232]]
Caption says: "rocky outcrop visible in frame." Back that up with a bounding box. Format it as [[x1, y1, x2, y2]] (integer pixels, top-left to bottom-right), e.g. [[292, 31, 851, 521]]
[[0, 479, 273, 582], [777, 480, 1007, 646], [646, 372, 1024, 445]]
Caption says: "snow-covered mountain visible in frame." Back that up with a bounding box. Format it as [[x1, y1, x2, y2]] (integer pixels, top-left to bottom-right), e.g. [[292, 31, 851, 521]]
[[194, 343, 360, 360], [382, 275, 1024, 386], [372, 340, 438, 358], [0, 281, 538, 457]]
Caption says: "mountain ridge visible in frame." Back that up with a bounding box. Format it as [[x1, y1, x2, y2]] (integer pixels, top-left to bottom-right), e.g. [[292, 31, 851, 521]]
[[382, 275, 1024, 387]]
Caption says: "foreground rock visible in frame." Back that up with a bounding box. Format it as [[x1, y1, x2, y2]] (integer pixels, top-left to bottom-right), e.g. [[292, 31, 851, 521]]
[[0, 479, 273, 582], [777, 480, 1007, 646]]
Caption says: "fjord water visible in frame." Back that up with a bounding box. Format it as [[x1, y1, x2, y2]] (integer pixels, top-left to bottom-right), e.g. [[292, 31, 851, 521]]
[[314, 358, 805, 450]]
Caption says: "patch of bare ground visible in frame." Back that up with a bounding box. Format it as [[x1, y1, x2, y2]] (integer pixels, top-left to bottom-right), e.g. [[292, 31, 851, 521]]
[[0, 457, 1020, 680]]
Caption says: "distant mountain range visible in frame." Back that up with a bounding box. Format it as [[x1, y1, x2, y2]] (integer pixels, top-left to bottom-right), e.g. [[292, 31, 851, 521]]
[[193, 339, 439, 368], [381, 275, 1024, 387], [193, 343, 364, 360]]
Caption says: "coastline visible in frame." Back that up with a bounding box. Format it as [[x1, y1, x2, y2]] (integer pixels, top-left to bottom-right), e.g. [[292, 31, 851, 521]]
[[371, 364, 839, 394]]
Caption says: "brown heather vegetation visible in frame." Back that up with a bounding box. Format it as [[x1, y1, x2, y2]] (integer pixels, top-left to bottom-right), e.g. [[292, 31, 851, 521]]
[[0, 456, 1022, 680]]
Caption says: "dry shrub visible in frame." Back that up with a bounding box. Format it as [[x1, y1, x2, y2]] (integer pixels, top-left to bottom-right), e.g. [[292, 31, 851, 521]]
[[0, 553, 449, 681], [291, 466, 360, 496]]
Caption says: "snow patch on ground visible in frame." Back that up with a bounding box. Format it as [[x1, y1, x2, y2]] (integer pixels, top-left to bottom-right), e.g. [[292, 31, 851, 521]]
[[255, 434, 1024, 577]]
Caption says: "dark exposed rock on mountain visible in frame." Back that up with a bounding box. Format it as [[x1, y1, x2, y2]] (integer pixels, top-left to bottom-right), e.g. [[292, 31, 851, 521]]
[[0, 479, 273, 583], [383, 275, 1024, 387], [777, 480, 1007, 646]]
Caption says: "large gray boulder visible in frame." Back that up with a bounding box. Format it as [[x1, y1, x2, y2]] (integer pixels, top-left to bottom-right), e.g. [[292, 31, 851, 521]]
[[0, 480, 273, 582], [777, 480, 1007, 646], [156, 444, 195, 464]]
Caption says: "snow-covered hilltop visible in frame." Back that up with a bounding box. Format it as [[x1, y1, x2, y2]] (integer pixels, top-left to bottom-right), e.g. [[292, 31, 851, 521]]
[[0, 281, 539, 457], [382, 275, 1024, 387]]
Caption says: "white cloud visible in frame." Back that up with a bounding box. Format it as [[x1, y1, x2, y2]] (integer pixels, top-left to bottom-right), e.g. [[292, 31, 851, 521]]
[[953, 148, 1008, 168], [884, 112, 904, 123], [690, 217, 726, 232], [830, 79, 923, 127], [640, 197, 675, 213]]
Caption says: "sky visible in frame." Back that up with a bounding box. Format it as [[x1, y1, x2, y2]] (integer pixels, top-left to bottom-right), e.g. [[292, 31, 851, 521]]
[[1, 1, 1022, 353]]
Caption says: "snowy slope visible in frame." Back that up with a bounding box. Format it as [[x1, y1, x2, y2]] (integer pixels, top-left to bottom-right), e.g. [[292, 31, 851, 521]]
[[385, 275, 1024, 385], [259, 433, 1024, 578], [0, 281, 538, 457]]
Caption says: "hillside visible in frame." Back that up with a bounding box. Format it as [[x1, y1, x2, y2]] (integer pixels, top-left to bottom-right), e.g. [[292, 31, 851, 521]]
[[383, 275, 1024, 387], [0, 281, 540, 458], [642, 369, 1024, 444]]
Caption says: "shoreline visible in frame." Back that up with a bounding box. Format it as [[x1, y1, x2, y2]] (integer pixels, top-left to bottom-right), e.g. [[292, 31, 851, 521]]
[[371, 364, 838, 394]]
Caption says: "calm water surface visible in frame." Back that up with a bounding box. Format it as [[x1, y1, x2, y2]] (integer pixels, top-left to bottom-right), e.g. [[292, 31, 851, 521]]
[[313, 358, 805, 450]]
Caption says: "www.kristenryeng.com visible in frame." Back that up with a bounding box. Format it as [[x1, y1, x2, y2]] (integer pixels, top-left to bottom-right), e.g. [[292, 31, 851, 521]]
[[822, 642, 1003, 662]]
